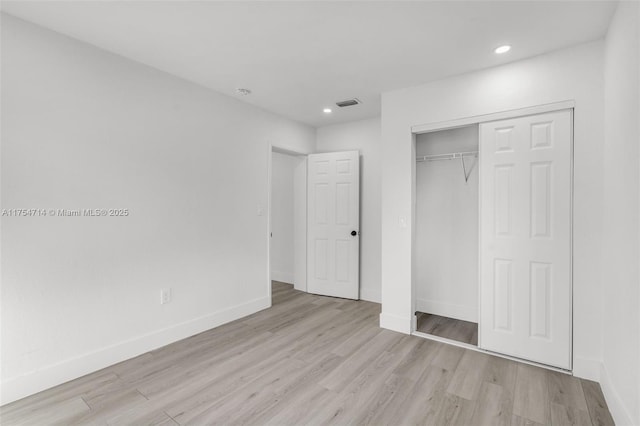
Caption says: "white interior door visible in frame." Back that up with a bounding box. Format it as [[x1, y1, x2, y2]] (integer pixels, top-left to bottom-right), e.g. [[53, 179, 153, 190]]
[[307, 151, 360, 299], [479, 110, 572, 369]]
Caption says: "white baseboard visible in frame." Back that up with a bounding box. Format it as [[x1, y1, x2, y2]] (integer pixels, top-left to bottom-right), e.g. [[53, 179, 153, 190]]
[[415, 298, 477, 323], [0, 296, 271, 406], [599, 363, 636, 426], [379, 312, 412, 334], [360, 287, 381, 303], [271, 270, 294, 284]]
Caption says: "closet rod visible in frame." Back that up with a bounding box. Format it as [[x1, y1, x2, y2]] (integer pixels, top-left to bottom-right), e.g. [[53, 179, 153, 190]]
[[416, 151, 478, 163]]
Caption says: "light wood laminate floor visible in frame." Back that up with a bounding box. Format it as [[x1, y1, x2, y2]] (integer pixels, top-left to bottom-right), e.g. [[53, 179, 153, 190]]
[[416, 312, 479, 346], [1, 281, 613, 425]]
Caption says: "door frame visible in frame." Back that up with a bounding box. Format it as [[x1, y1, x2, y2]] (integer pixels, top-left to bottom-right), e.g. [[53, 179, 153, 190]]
[[409, 100, 575, 370], [267, 144, 308, 304]]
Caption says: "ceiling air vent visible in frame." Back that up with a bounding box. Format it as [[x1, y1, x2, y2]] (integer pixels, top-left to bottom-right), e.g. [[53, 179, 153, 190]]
[[336, 98, 361, 108]]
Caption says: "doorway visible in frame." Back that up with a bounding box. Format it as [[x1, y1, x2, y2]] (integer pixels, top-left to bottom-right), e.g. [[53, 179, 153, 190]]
[[268, 147, 307, 304], [268, 147, 362, 304]]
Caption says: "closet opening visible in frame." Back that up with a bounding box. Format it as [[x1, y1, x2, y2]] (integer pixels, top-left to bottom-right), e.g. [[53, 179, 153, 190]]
[[414, 124, 479, 347], [409, 104, 573, 370]]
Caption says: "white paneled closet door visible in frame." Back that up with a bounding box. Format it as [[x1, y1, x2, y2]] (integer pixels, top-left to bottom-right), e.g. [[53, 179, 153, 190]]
[[479, 110, 572, 369]]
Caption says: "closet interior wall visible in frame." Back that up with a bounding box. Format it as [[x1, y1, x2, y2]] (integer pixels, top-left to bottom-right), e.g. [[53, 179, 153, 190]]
[[415, 125, 479, 324]]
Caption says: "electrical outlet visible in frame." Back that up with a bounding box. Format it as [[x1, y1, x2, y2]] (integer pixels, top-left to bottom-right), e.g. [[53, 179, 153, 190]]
[[160, 288, 171, 305]]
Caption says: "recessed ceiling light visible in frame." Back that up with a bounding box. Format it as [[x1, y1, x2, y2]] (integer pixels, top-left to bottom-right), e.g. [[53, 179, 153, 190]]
[[494, 45, 511, 54], [323, 108, 332, 114], [236, 88, 252, 96]]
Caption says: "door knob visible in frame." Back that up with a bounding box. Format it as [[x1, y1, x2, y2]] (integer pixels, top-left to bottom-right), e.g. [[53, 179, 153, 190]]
[[351, 230, 358, 236]]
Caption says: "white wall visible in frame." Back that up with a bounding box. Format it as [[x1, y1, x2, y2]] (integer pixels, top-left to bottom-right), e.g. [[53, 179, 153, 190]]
[[601, 2, 640, 425], [415, 126, 479, 322], [316, 118, 381, 303], [380, 41, 605, 381], [0, 14, 315, 404], [270, 152, 297, 284]]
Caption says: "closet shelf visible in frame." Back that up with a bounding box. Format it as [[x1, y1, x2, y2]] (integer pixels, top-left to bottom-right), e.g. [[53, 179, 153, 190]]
[[415, 151, 478, 163], [416, 150, 478, 183]]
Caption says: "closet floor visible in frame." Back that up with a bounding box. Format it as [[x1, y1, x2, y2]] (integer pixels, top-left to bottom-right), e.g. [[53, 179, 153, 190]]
[[416, 312, 478, 346]]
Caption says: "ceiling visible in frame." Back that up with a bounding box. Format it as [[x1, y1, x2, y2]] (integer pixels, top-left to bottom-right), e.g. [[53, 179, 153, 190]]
[[1, 1, 617, 127]]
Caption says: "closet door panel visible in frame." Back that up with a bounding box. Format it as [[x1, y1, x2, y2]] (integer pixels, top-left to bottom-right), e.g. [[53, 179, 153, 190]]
[[479, 110, 572, 370]]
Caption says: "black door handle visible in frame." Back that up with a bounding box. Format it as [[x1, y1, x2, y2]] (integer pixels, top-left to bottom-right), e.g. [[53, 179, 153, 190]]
[[351, 230, 357, 236]]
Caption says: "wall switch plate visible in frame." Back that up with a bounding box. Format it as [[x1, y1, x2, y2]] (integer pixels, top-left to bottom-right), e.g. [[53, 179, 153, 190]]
[[160, 288, 171, 304]]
